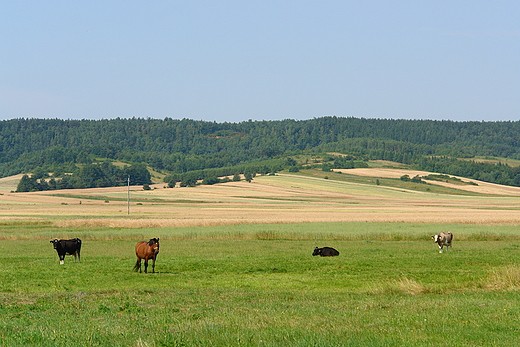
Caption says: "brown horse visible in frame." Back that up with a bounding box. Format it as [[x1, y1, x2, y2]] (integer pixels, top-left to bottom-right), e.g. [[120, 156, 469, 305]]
[[133, 238, 160, 273]]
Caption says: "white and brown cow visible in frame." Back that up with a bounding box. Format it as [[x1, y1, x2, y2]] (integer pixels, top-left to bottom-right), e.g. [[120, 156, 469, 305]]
[[431, 232, 453, 253]]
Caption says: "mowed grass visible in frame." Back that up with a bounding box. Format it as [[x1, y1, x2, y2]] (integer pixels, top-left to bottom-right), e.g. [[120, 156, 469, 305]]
[[1, 223, 520, 346]]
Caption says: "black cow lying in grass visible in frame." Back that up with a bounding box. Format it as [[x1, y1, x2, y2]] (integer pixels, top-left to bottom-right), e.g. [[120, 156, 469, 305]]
[[50, 238, 82, 264], [312, 247, 340, 257]]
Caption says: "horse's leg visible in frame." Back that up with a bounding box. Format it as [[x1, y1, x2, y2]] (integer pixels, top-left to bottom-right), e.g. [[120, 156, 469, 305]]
[[133, 258, 141, 272], [144, 258, 149, 273], [151, 257, 155, 273]]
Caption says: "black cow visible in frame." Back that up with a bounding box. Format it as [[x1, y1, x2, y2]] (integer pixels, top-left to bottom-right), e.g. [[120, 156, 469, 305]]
[[312, 247, 340, 257], [50, 238, 82, 264]]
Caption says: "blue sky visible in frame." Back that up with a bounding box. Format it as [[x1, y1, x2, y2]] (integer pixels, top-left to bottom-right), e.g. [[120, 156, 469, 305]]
[[1, 1, 519, 122]]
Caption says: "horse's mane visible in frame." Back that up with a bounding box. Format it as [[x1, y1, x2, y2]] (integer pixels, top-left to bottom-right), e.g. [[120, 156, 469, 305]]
[[148, 238, 159, 246]]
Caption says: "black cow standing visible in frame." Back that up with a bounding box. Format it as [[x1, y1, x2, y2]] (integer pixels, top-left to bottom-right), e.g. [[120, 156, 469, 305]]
[[312, 247, 340, 257], [50, 238, 82, 264]]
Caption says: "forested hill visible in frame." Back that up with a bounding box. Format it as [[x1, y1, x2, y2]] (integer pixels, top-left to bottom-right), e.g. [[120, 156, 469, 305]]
[[2, 116, 520, 189]]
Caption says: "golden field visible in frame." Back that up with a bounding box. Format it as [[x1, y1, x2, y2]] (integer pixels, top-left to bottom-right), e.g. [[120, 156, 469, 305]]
[[1, 167, 520, 228]]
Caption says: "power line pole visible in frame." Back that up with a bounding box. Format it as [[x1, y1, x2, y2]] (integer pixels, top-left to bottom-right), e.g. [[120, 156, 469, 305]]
[[127, 175, 130, 215]]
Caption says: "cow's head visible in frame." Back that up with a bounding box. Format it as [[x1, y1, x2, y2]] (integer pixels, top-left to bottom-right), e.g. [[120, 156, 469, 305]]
[[432, 235, 439, 242], [312, 247, 321, 256], [50, 239, 60, 249]]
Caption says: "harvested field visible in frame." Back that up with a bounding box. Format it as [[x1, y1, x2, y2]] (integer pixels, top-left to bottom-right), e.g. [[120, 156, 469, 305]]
[[1, 170, 520, 227], [335, 168, 520, 196]]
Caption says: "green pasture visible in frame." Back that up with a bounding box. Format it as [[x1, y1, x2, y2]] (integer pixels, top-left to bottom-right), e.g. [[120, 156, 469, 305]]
[[1, 222, 519, 346]]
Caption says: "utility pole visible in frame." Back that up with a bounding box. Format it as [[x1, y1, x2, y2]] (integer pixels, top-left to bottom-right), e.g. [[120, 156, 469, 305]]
[[127, 175, 130, 215]]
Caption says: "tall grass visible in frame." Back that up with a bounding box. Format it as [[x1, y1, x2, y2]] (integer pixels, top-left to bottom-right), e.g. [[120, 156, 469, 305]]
[[2, 221, 520, 242], [484, 264, 520, 290]]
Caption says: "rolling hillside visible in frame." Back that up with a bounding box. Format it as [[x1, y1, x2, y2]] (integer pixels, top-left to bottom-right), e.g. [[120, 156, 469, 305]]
[[3, 117, 520, 191], [1, 166, 519, 230]]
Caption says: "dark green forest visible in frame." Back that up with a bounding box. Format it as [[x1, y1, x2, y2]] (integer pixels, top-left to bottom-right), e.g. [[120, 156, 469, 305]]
[[2, 116, 520, 191]]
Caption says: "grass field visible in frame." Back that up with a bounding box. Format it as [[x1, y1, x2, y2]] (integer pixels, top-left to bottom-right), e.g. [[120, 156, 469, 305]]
[[1, 169, 520, 346], [1, 231, 519, 346]]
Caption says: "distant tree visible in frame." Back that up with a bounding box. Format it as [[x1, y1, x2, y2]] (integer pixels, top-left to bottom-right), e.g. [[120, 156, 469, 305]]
[[79, 164, 106, 187], [125, 164, 152, 185], [244, 172, 253, 183], [180, 172, 198, 187], [76, 152, 92, 164], [201, 176, 220, 185], [32, 167, 48, 180], [48, 177, 57, 190], [411, 175, 424, 183], [37, 179, 50, 191], [16, 175, 37, 192], [180, 177, 197, 187], [285, 157, 297, 167]]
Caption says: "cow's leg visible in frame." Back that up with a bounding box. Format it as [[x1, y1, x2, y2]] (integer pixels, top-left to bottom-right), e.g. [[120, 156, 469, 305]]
[[77, 250, 81, 263], [59, 254, 65, 265], [439, 246, 443, 253]]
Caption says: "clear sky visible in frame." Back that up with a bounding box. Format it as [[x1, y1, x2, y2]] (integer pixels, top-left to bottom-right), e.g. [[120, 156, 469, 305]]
[[1, 1, 519, 122]]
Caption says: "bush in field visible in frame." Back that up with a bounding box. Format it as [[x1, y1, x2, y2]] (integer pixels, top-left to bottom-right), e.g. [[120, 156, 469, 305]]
[[180, 177, 197, 187], [400, 174, 424, 183], [202, 176, 220, 185]]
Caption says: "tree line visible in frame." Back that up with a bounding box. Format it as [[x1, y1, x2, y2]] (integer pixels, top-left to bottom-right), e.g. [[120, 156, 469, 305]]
[[16, 162, 151, 192], [2, 116, 520, 191]]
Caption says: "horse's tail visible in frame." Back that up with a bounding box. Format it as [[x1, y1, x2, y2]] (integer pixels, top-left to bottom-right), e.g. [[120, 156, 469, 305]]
[[133, 260, 140, 272]]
